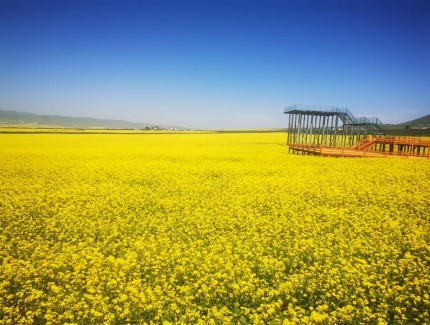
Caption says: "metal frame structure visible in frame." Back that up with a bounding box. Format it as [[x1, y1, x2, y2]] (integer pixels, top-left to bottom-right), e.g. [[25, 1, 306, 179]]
[[284, 105, 430, 159], [284, 105, 383, 148]]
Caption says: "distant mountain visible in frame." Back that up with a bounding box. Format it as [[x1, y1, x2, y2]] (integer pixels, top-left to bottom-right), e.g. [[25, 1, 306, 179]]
[[382, 113, 430, 136], [0, 110, 187, 130], [397, 114, 430, 127]]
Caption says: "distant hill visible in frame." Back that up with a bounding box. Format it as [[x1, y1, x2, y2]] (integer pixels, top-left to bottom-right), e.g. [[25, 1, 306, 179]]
[[0, 110, 187, 130], [382, 113, 430, 136], [397, 114, 430, 127]]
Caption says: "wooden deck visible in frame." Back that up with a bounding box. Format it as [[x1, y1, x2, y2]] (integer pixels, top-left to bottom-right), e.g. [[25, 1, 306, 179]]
[[289, 136, 430, 159]]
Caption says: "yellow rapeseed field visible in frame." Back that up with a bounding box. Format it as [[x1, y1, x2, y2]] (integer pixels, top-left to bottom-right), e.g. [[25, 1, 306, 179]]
[[1, 132, 429, 324]]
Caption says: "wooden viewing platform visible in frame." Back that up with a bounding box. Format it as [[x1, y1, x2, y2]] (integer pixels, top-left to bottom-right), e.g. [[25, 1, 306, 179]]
[[289, 136, 430, 159], [284, 105, 430, 159]]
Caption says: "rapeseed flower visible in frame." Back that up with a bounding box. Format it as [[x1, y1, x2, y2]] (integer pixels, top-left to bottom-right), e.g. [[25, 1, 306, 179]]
[[0, 132, 429, 323]]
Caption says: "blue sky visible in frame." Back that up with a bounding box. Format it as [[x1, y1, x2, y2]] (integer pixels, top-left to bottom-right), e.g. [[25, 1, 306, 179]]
[[1, 0, 429, 129]]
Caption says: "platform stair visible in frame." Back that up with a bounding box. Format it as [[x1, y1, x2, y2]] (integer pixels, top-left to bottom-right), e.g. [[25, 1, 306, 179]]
[[353, 137, 376, 150], [330, 107, 385, 136]]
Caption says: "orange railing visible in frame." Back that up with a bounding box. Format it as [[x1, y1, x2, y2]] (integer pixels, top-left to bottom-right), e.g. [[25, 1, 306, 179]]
[[374, 136, 430, 146]]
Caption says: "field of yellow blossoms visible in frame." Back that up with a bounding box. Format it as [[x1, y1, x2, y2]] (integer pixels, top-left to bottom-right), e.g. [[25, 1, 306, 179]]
[[1, 132, 429, 324]]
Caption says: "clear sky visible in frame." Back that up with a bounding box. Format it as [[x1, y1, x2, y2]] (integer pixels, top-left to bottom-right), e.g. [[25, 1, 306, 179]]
[[1, 0, 429, 129]]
